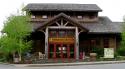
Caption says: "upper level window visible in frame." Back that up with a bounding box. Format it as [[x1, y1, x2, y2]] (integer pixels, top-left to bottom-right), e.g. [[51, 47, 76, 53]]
[[49, 31, 57, 37], [58, 31, 65, 37], [89, 15, 95, 19], [77, 16, 82, 19], [67, 30, 74, 37], [89, 14, 96, 19], [42, 15, 47, 19], [31, 15, 35, 19]]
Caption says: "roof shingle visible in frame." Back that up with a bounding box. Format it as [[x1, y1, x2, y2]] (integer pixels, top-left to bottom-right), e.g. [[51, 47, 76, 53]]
[[82, 17, 123, 33], [25, 3, 102, 12]]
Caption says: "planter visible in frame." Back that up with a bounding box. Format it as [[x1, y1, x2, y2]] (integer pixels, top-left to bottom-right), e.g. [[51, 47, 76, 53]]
[[90, 53, 97, 61]]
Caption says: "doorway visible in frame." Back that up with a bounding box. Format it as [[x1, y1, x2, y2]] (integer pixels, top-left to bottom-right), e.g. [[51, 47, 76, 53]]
[[48, 43, 75, 59]]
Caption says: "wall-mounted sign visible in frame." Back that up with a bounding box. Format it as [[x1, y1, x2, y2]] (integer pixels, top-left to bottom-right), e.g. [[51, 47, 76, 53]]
[[104, 48, 114, 58], [49, 38, 75, 43]]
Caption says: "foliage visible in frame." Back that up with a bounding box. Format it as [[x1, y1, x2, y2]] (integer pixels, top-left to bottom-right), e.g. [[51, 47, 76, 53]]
[[2, 15, 31, 39], [91, 47, 104, 57], [0, 13, 32, 62], [117, 44, 125, 56], [0, 36, 18, 54], [117, 20, 125, 56]]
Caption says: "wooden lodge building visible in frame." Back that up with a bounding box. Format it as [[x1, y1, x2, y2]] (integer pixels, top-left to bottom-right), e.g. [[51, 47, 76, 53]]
[[25, 3, 122, 60]]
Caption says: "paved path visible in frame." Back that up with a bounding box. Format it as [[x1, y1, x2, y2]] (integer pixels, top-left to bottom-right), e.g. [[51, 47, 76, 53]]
[[1, 63, 125, 69]]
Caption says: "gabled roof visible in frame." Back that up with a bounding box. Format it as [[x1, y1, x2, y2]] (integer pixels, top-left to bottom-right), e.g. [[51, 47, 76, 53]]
[[25, 3, 102, 12], [36, 13, 88, 31]]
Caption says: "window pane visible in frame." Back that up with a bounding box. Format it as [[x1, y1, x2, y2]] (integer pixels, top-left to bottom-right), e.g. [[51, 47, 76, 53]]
[[42, 15, 47, 18], [77, 16, 82, 19], [67, 30, 74, 37], [31, 15, 35, 18], [59, 31, 65, 37], [49, 31, 57, 37], [103, 38, 109, 48]]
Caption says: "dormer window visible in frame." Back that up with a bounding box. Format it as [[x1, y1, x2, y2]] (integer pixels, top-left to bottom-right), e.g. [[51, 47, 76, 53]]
[[31, 15, 35, 19], [77, 16, 82, 19], [42, 15, 47, 19]]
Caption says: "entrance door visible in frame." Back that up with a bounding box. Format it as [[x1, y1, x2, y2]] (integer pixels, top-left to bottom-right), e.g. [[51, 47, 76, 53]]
[[56, 44, 67, 58], [48, 43, 75, 59]]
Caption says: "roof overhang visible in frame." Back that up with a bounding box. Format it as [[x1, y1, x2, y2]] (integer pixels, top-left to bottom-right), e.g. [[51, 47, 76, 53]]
[[24, 3, 102, 12]]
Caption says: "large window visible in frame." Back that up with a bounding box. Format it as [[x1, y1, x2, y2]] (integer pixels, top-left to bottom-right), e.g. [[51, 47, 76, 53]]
[[49, 31, 57, 37], [58, 31, 65, 37], [49, 29, 75, 38], [66, 30, 74, 37], [103, 38, 109, 48]]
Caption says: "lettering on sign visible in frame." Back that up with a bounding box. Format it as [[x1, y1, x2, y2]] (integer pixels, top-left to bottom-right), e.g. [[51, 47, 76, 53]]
[[49, 38, 75, 43]]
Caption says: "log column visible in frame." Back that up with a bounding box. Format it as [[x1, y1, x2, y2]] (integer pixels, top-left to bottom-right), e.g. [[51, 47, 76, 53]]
[[75, 27, 79, 60], [45, 27, 48, 59]]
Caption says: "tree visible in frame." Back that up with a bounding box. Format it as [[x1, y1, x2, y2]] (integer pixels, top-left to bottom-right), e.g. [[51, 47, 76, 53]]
[[117, 18, 125, 56], [0, 14, 32, 62]]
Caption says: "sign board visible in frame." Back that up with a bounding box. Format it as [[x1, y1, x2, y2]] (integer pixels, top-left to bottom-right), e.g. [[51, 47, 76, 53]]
[[104, 48, 114, 58], [49, 38, 75, 43]]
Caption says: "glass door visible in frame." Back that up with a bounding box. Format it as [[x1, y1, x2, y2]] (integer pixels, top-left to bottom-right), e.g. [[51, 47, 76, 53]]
[[62, 44, 67, 58], [48, 43, 75, 59], [56, 44, 62, 58], [48, 44, 54, 58], [56, 44, 67, 58], [69, 44, 75, 58]]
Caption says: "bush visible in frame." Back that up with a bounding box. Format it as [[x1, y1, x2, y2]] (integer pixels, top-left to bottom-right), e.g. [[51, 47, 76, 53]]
[[117, 46, 125, 56], [92, 47, 104, 58]]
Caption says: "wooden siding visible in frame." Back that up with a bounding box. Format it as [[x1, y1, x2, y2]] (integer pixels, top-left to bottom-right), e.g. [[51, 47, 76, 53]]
[[109, 37, 116, 50], [30, 11, 98, 23]]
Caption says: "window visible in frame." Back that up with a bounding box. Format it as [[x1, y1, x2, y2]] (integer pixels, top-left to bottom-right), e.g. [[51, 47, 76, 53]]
[[91, 39, 96, 45], [49, 31, 57, 37], [89, 15, 95, 19], [89, 14, 95, 19], [67, 30, 74, 37], [31, 15, 35, 19], [90, 38, 100, 47], [42, 15, 47, 19], [77, 16, 82, 19], [58, 31, 65, 37], [103, 38, 109, 48]]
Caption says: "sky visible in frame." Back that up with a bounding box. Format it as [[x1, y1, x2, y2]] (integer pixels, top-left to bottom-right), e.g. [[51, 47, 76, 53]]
[[0, 0, 125, 32]]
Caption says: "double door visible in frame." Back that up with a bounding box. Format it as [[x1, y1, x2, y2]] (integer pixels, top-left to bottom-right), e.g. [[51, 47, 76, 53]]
[[48, 43, 75, 59]]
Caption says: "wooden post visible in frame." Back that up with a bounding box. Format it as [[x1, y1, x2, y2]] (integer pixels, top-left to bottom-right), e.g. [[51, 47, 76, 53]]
[[75, 27, 79, 60], [45, 27, 48, 59], [48, 44, 50, 59]]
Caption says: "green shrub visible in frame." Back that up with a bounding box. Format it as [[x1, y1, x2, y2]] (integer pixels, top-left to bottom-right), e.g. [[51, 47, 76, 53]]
[[92, 47, 104, 57], [117, 46, 125, 56]]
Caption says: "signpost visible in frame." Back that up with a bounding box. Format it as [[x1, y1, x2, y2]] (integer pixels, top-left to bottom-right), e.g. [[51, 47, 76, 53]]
[[104, 48, 114, 58]]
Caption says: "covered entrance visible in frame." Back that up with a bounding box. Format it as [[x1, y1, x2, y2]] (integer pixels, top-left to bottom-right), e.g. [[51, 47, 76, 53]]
[[48, 43, 75, 59], [36, 13, 88, 59], [48, 29, 75, 59]]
